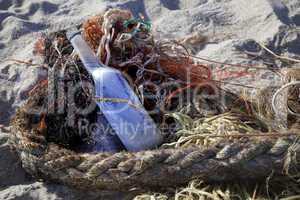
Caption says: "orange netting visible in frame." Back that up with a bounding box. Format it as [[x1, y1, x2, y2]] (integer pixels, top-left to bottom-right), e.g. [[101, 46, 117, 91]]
[[82, 15, 104, 51], [159, 57, 212, 83]]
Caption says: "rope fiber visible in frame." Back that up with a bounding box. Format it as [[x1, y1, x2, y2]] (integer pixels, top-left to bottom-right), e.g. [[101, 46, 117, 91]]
[[10, 83, 300, 191]]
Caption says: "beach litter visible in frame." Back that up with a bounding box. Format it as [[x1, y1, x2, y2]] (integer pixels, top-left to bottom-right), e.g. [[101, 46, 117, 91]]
[[10, 8, 300, 199]]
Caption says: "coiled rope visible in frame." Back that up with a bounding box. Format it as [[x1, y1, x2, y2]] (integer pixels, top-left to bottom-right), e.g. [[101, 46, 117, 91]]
[[10, 85, 300, 191]]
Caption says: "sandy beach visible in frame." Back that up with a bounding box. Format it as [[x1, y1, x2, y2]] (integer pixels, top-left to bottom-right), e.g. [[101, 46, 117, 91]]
[[0, 0, 299, 199]]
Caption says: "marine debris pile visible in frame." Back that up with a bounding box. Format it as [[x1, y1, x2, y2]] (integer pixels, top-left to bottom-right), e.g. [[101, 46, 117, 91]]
[[11, 9, 300, 199]]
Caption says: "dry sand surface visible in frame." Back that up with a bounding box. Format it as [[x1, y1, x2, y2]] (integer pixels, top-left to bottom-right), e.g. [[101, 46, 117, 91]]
[[0, 0, 299, 199]]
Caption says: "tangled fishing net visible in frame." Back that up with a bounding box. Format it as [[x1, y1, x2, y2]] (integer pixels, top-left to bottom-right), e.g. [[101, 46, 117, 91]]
[[10, 9, 300, 199]]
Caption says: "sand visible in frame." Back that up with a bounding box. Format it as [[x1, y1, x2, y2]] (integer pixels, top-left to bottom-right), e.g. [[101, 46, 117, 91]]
[[0, 0, 299, 199]]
